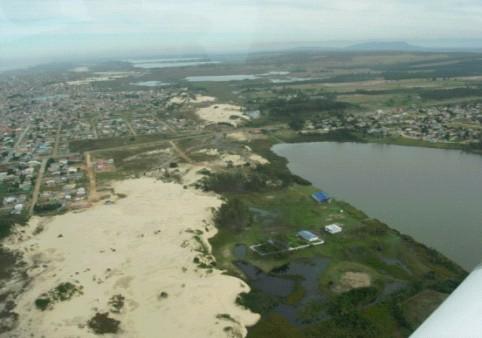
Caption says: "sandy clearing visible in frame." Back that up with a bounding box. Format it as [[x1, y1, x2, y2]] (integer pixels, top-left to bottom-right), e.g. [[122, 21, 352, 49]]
[[168, 95, 189, 105], [195, 148, 220, 156], [196, 104, 249, 127], [227, 132, 249, 142], [249, 154, 269, 166], [335, 272, 372, 293], [4, 178, 259, 338], [221, 154, 246, 167], [191, 95, 216, 104]]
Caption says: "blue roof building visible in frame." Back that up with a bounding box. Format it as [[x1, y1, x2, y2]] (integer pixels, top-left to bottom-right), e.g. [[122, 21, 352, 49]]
[[297, 230, 320, 242], [312, 191, 330, 203]]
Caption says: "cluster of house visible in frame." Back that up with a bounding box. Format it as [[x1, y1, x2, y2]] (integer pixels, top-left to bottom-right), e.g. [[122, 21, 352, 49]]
[[296, 192, 343, 244], [297, 224, 343, 243], [2, 195, 27, 215], [301, 104, 482, 144], [131, 117, 166, 134], [38, 157, 86, 208], [0, 69, 202, 161], [0, 161, 40, 214]]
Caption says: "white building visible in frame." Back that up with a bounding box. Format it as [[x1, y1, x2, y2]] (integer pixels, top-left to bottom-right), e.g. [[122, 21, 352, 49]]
[[3, 196, 17, 205], [77, 187, 86, 197], [12, 203, 24, 215], [325, 224, 343, 234]]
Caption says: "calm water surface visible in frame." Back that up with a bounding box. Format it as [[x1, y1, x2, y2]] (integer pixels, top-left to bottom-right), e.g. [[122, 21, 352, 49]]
[[185, 74, 259, 82], [273, 142, 482, 270]]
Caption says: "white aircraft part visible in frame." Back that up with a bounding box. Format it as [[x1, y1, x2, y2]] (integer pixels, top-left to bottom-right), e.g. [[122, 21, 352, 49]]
[[411, 263, 482, 338]]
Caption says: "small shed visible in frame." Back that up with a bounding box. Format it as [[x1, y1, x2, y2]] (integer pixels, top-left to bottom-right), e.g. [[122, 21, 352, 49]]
[[325, 224, 343, 234], [298, 230, 320, 243], [312, 191, 330, 203]]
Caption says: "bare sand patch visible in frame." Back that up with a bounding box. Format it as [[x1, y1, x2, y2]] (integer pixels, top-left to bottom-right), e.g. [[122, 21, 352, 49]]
[[334, 272, 372, 293], [191, 95, 216, 104], [4, 178, 258, 338], [221, 154, 246, 167], [195, 148, 220, 156], [227, 132, 249, 142], [196, 104, 249, 127], [249, 154, 269, 166], [169, 95, 187, 105]]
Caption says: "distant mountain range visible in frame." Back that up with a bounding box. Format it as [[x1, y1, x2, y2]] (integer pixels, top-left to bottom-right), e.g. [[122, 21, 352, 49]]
[[346, 41, 423, 51]]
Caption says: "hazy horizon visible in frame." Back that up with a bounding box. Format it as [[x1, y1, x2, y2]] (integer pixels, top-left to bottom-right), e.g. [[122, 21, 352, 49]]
[[2, 0, 482, 69]]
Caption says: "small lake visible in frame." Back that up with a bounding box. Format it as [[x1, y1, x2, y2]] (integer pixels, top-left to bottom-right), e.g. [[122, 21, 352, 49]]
[[273, 142, 482, 270], [128, 58, 220, 69], [185, 74, 259, 82], [131, 81, 170, 87]]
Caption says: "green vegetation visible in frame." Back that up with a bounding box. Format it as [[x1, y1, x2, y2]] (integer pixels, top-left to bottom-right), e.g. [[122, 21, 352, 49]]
[[208, 137, 467, 338], [214, 198, 252, 232], [33, 201, 62, 214], [34, 298, 51, 311], [158, 291, 169, 299], [0, 212, 28, 240], [69, 133, 170, 153], [87, 312, 121, 334], [216, 313, 237, 323], [34, 282, 82, 311], [402, 290, 448, 329]]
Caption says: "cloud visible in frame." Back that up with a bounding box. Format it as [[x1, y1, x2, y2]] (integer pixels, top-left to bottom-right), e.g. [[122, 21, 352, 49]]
[[1, 0, 482, 63]]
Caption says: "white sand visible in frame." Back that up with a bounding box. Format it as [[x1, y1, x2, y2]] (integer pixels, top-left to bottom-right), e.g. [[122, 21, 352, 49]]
[[227, 132, 249, 142], [4, 178, 259, 338], [221, 154, 246, 167], [169, 96, 187, 104], [249, 154, 269, 166], [195, 148, 220, 156], [191, 95, 216, 104], [196, 104, 249, 127]]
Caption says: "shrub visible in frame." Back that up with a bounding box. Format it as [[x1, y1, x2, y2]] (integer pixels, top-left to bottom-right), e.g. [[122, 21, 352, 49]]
[[109, 294, 125, 313], [34, 282, 81, 311], [214, 198, 252, 232], [34, 298, 51, 311], [87, 312, 121, 334]]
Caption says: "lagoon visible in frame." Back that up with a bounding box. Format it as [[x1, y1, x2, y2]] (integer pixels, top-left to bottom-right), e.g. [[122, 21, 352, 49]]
[[185, 74, 259, 82], [273, 142, 482, 270]]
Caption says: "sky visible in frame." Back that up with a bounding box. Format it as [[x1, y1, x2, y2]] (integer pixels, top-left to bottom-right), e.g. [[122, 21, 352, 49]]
[[1, 0, 482, 67]]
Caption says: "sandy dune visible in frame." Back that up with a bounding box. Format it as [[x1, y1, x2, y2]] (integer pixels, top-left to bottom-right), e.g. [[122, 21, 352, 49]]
[[196, 104, 249, 127], [4, 178, 258, 338], [191, 95, 216, 103]]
